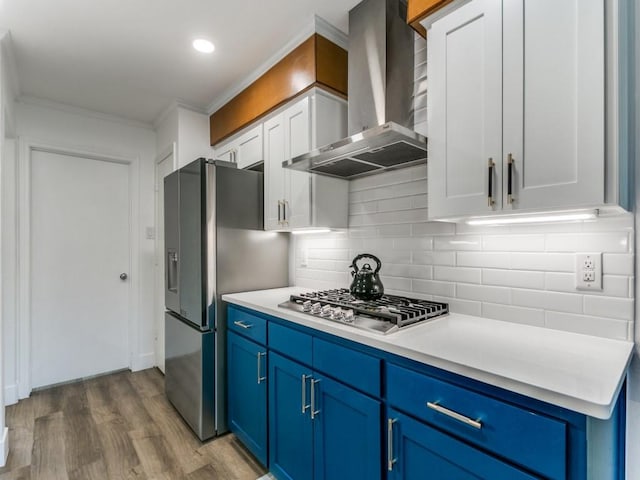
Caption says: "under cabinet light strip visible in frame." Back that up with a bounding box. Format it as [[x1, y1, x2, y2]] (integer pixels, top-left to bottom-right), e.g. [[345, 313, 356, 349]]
[[291, 229, 332, 235], [466, 210, 598, 226]]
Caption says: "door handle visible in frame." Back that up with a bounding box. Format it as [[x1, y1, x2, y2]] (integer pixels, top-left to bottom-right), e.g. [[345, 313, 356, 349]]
[[387, 418, 398, 471], [507, 153, 515, 204], [120, 273, 128, 281], [301, 374, 311, 413], [487, 158, 495, 207], [277, 200, 283, 225], [256, 352, 266, 384], [310, 378, 321, 420], [426, 402, 482, 429]]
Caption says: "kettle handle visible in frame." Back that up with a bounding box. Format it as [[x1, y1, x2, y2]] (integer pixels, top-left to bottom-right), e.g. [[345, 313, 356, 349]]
[[351, 253, 382, 274]]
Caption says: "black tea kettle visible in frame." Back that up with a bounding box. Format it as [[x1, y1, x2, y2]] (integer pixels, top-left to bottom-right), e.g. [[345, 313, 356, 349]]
[[350, 253, 384, 300]]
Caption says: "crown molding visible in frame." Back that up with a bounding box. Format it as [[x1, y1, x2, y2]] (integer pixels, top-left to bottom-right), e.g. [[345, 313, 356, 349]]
[[152, 100, 206, 130], [17, 95, 155, 131], [206, 15, 348, 116]]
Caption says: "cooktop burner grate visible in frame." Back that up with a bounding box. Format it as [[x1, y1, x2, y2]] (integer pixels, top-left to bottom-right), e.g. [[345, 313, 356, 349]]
[[278, 288, 449, 335]]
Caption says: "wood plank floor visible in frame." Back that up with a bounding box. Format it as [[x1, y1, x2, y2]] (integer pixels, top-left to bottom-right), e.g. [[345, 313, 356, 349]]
[[0, 368, 267, 480]]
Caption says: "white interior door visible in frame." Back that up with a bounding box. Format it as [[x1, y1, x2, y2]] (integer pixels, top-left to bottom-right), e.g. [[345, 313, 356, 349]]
[[31, 150, 131, 388], [155, 151, 174, 373]]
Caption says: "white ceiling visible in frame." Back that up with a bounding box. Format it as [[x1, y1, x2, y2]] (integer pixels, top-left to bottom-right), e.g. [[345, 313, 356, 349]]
[[0, 0, 360, 125]]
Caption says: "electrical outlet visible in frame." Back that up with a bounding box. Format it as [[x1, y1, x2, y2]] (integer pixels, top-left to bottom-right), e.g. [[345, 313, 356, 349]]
[[576, 253, 602, 291]]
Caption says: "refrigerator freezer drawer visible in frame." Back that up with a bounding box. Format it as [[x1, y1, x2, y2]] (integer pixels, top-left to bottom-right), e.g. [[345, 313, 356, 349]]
[[165, 311, 215, 440]]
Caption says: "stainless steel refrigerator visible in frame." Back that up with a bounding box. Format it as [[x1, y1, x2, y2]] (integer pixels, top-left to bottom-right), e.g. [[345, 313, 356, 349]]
[[164, 158, 289, 441]]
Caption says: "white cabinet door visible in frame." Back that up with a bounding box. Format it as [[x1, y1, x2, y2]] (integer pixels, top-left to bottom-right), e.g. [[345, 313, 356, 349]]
[[264, 113, 286, 230], [427, 0, 503, 219], [503, 0, 605, 211], [284, 96, 312, 228], [214, 141, 236, 164], [236, 124, 264, 169]]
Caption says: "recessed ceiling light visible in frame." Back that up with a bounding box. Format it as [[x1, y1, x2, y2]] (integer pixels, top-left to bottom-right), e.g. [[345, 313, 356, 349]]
[[193, 39, 215, 53]]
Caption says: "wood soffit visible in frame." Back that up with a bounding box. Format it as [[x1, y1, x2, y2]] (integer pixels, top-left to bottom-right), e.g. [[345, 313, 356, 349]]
[[210, 33, 348, 146]]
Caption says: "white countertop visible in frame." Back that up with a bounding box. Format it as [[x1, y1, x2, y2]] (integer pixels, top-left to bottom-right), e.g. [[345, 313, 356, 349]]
[[222, 287, 634, 419]]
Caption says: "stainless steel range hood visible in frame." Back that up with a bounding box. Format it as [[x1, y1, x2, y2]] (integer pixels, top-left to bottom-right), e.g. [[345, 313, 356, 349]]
[[284, 0, 426, 179]]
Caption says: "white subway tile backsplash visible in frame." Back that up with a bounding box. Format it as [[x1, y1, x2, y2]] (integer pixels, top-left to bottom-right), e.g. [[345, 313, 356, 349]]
[[291, 145, 633, 341], [380, 276, 412, 292], [435, 297, 482, 316], [483, 235, 545, 252], [544, 312, 630, 340], [481, 303, 545, 327], [434, 266, 482, 284], [603, 253, 634, 275], [413, 279, 456, 297], [482, 269, 545, 289], [544, 272, 629, 298], [545, 233, 630, 253], [377, 224, 412, 237], [457, 284, 511, 304], [512, 289, 583, 314], [434, 236, 482, 251], [511, 253, 575, 272], [457, 252, 511, 269], [583, 296, 634, 321], [393, 237, 434, 251], [412, 222, 456, 236]]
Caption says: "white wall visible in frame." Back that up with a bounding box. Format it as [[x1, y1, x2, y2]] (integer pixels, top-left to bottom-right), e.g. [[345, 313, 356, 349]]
[[0, 28, 18, 466], [155, 104, 212, 168], [1, 99, 158, 404]]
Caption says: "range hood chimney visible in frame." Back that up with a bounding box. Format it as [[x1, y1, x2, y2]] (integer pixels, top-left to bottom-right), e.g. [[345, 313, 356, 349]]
[[284, 0, 426, 179]]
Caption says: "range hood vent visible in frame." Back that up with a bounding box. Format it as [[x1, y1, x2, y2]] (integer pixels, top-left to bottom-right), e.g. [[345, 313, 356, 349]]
[[284, 0, 427, 179]]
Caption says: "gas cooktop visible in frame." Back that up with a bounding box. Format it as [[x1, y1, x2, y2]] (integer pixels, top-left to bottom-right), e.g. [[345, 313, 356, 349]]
[[278, 289, 449, 335]]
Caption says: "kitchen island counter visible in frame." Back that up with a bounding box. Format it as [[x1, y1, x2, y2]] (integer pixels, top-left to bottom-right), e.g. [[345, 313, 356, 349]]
[[222, 287, 633, 419]]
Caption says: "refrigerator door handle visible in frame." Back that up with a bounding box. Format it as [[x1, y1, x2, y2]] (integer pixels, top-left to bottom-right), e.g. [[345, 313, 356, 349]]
[[167, 249, 178, 293]]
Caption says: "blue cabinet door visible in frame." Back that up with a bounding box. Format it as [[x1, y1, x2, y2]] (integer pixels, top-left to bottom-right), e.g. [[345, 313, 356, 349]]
[[227, 332, 268, 466], [387, 408, 539, 480], [313, 374, 382, 480], [269, 352, 313, 480]]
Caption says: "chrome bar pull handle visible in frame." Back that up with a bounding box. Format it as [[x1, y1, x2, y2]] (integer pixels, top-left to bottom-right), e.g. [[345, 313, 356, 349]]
[[277, 201, 282, 225], [427, 402, 482, 430], [256, 352, 266, 384], [487, 158, 495, 207], [387, 418, 398, 471], [311, 379, 321, 419], [233, 320, 252, 329], [301, 374, 311, 413], [507, 153, 514, 204]]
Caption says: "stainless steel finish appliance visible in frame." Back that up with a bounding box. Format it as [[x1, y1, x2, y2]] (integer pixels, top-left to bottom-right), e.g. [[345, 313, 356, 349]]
[[164, 158, 289, 441], [279, 289, 448, 334], [283, 0, 426, 179]]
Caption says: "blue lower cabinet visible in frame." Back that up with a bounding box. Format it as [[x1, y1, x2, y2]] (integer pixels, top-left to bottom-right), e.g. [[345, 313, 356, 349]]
[[313, 374, 381, 480], [269, 353, 313, 480], [227, 332, 268, 466], [386, 408, 539, 480]]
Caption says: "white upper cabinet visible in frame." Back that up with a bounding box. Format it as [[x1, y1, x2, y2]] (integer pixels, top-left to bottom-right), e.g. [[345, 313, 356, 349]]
[[264, 90, 349, 231], [427, 0, 609, 220], [428, 0, 502, 218], [502, 0, 604, 211], [214, 123, 264, 169]]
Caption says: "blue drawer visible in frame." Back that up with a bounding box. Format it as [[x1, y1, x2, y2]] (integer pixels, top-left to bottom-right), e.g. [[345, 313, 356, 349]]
[[313, 338, 381, 397], [268, 322, 312, 366], [386, 363, 566, 480], [227, 306, 267, 345]]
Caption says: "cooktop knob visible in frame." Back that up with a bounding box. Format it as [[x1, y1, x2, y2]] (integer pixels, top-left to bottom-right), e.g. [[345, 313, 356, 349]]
[[302, 300, 312, 312], [343, 309, 355, 323], [311, 302, 322, 314], [320, 304, 333, 316]]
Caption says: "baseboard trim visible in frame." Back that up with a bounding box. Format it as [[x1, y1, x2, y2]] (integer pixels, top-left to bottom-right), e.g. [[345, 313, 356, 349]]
[[0, 427, 8, 467], [4, 384, 18, 406], [131, 352, 155, 372]]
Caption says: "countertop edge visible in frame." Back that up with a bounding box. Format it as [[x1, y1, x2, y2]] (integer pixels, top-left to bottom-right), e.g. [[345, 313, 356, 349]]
[[222, 290, 633, 419]]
